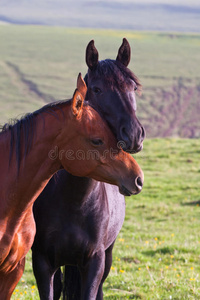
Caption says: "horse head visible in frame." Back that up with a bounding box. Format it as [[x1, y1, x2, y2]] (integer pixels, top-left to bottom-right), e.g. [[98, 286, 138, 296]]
[[84, 38, 145, 154]]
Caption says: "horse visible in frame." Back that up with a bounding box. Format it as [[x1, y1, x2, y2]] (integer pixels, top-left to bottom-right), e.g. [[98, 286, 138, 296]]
[[32, 38, 144, 300], [0, 73, 143, 300], [84, 38, 145, 153]]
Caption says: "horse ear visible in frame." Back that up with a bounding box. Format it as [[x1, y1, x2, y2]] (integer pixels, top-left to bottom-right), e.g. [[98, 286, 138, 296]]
[[116, 38, 131, 67], [71, 73, 86, 118], [72, 89, 84, 118], [71, 89, 84, 118], [86, 40, 99, 70], [77, 72, 87, 100]]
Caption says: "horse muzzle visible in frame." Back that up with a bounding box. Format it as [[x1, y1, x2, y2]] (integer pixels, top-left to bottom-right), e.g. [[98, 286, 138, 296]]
[[119, 175, 144, 196]]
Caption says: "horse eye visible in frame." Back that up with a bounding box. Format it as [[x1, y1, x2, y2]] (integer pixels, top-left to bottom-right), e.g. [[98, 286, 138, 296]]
[[134, 85, 138, 91], [91, 138, 104, 146], [92, 87, 101, 94]]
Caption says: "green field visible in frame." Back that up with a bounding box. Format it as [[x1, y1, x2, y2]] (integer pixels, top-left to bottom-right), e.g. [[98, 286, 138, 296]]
[[0, 25, 200, 137], [12, 138, 200, 299], [0, 25, 199, 299]]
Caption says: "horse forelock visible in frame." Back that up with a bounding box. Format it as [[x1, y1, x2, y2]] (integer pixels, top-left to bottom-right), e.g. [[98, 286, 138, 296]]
[[82, 103, 99, 123], [87, 59, 142, 93]]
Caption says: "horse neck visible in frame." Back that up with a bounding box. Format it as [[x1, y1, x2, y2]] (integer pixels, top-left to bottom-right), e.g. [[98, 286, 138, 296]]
[[0, 102, 72, 224], [57, 170, 100, 205]]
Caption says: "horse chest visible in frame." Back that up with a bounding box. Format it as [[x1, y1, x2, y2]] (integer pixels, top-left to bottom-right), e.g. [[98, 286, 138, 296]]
[[0, 232, 27, 274], [67, 221, 103, 248], [53, 215, 107, 267], [0, 210, 35, 273]]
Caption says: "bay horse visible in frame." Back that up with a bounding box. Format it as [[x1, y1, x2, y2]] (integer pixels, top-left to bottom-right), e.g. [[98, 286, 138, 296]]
[[32, 39, 144, 299], [0, 73, 143, 300]]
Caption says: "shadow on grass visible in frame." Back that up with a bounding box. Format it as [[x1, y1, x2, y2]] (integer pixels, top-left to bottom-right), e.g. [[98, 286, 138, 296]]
[[142, 246, 174, 257], [105, 292, 143, 299], [142, 246, 196, 257], [156, 218, 168, 222], [129, 296, 143, 299], [146, 217, 168, 222], [182, 200, 200, 206], [121, 257, 140, 264]]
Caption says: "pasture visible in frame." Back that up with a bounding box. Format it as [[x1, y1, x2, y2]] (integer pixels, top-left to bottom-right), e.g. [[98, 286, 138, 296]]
[[0, 25, 199, 299], [12, 138, 200, 299], [0, 25, 200, 138]]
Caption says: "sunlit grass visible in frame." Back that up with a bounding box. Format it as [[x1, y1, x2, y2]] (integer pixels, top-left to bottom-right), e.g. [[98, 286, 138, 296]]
[[12, 138, 200, 299]]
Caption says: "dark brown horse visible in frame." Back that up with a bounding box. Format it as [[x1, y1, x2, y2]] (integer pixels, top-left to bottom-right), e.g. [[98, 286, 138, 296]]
[[0, 73, 143, 299], [32, 39, 144, 299], [84, 38, 145, 153]]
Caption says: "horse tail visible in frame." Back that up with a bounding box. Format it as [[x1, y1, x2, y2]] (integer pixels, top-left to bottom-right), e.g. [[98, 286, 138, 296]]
[[62, 265, 81, 300]]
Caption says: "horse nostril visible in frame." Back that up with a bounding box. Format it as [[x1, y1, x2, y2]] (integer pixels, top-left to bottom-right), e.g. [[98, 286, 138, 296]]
[[120, 126, 129, 143], [141, 126, 145, 141], [135, 176, 143, 191]]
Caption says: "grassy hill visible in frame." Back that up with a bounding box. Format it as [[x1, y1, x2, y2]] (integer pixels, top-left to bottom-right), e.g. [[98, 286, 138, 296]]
[[0, 25, 200, 138]]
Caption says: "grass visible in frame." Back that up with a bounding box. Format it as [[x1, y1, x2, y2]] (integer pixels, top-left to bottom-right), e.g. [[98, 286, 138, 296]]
[[12, 138, 200, 299], [0, 25, 199, 299], [0, 25, 200, 137]]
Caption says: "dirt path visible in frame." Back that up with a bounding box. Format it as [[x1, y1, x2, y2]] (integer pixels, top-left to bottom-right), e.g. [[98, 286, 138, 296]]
[[139, 78, 200, 138], [163, 84, 194, 137], [0, 60, 55, 104]]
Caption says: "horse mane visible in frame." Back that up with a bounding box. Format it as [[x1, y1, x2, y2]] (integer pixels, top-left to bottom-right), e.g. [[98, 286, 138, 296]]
[[85, 59, 142, 94], [0, 99, 69, 171]]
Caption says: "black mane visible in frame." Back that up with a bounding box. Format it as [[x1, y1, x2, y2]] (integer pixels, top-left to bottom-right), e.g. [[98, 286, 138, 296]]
[[85, 59, 141, 93], [0, 99, 69, 171]]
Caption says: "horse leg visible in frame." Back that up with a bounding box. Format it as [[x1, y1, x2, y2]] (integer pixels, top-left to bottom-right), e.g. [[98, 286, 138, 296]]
[[63, 265, 81, 300], [80, 249, 105, 300], [0, 257, 25, 300], [32, 249, 55, 300], [53, 268, 62, 300], [96, 241, 115, 300]]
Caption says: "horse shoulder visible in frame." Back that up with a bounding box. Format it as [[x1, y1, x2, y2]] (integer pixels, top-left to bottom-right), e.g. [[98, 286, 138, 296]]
[[104, 183, 126, 248], [0, 207, 35, 274]]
